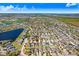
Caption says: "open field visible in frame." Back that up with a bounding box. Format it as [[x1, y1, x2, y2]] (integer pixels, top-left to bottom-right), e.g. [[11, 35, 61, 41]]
[[58, 17, 79, 27]]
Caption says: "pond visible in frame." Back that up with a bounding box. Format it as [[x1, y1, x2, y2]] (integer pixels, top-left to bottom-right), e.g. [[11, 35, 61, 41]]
[[0, 28, 24, 41]]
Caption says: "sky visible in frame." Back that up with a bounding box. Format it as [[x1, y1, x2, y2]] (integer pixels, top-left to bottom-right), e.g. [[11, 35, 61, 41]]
[[0, 3, 79, 13]]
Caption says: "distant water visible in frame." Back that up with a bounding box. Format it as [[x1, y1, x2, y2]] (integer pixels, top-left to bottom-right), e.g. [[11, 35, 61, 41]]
[[0, 28, 24, 41]]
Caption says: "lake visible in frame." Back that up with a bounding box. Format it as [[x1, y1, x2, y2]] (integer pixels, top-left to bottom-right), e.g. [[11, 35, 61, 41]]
[[0, 28, 24, 41]]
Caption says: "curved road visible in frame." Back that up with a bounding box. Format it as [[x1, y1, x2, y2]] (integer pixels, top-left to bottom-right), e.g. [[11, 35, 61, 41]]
[[20, 38, 27, 56]]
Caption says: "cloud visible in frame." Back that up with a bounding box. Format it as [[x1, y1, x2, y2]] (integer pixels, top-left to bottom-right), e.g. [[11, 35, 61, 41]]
[[0, 4, 78, 13], [66, 3, 77, 7], [0, 5, 15, 11], [0, 5, 36, 12]]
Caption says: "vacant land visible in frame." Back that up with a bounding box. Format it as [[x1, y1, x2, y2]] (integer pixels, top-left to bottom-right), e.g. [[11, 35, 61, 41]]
[[58, 17, 79, 27]]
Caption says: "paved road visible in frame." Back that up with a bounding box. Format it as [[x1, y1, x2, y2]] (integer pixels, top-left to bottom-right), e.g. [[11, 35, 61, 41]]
[[20, 38, 27, 56]]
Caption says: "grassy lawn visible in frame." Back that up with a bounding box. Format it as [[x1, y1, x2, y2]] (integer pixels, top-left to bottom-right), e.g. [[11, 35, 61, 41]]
[[1, 18, 29, 25], [2, 21, 13, 25], [58, 17, 79, 27], [12, 31, 24, 50], [15, 18, 29, 23], [12, 41, 22, 51]]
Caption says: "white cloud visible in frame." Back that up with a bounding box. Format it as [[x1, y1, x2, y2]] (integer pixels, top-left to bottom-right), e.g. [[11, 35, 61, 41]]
[[0, 5, 36, 12], [0, 5, 15, 11], [5, 5, 14, 10], [66, 3, 77, 7], [0, 4, 78, 13]]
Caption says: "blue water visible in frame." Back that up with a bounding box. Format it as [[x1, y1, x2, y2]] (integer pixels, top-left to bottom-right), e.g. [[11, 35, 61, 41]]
[[0, 28, 24, 41]]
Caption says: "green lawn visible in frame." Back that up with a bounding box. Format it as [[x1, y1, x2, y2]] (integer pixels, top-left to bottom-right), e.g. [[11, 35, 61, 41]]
[[12, 31, 24, 50], [1, 18, 30, 25], [15, 18, 29, 23], [2, 21, 13, 25], [58, 17, 79, 27]]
